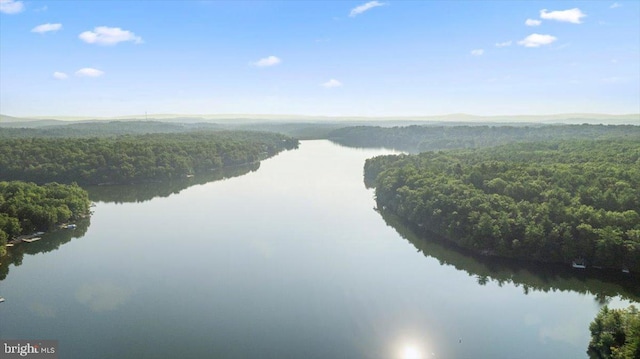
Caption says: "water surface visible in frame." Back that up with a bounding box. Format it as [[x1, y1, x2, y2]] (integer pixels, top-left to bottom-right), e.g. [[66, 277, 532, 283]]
[[0, 140, 636, 359]]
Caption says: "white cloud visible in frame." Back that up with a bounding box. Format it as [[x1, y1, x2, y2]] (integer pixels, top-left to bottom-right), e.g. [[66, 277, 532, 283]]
[[525, 19, 541, 26], [0, 0, 24, 14], [53, 72, 68, 80], [518, 33, 557, 47], [495, 40, 512, 48], [471, 49, 484, 56], [321, 79, 342, 88], [79, 26, 143, 45], [31, 23, 62, 34], [34, 5, 47, 12], [349, 1, 385, 17], [75, 68, 104, 77], [540, 8, 586, 24], [610, 2, 621, 9], [252, 55, 281, 67]]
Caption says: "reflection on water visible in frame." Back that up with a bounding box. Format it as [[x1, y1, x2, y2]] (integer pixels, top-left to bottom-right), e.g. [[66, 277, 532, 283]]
[[395, 341, 431, 359], [377, 209, 640, 303], [0, 218, 90, 281], [76, 281, 133, 312], [0, 164, 260, 283], [86, 162, 260, 204], [28, 302, 57, 318]]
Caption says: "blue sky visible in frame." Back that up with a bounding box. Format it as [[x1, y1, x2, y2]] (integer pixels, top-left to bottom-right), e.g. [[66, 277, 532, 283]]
[[1, 0, 638, 117]]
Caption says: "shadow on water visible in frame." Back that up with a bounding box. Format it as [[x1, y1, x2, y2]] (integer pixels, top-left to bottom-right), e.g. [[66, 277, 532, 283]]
[[378, 209, 640, 304], [85, 162, 260, 204], [0, 218, 91, 281]]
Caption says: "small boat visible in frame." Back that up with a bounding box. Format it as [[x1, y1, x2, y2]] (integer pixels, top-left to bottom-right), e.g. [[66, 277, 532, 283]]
[[0, 297, 5, 303], [22, 237, 41, 243], [622, 267, 630, 274], [66, 224, 77, 229], [572, 258, 586, 269]]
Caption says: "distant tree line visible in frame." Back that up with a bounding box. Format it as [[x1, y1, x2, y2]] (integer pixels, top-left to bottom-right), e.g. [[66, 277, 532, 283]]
[[0, 120, 226, 138], [330, 124, 640, 152], [0, 120, 340, 140], [0, 181, 91, 256], [0, 131, 299, 185], [365, 139, 640, 272], [588, 305, 640, 358]]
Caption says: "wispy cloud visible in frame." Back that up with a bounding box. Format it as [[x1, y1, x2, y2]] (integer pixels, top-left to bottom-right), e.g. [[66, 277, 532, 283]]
[[321, 79, 342, 88], [525, 19, 541, 26], [33, 5, 47, 12], [470, 49, 484, 56], [79, 26, 143, 45], [53, 72, 68, 80], [75, 68, 104, 77], [349, 1, 385, 17], [0, 0, 24, 14], [495, 40, 512, 48], [252, 55, 281, 67], [31, 23, 62, 34], [610, 2, 621, 9], [518, 33, 557, 47], [540, 8, 586, 24]]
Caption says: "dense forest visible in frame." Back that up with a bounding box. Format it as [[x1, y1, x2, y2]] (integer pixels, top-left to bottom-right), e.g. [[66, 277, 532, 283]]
[[0, 119, 351, 141], [0, 120, 217, 138], [588, 305, 640, 359], [0, 181, 91, 256], [365, 139, 640, 272], [0, 131, 298, 185], [330, 124, 640, 152]]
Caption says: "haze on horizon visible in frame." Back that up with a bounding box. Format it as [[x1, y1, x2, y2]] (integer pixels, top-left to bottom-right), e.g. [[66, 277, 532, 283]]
[[1, 0, 639, 118]]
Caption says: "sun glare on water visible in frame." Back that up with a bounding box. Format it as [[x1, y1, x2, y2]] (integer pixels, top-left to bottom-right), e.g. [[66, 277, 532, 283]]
[[402, 346, 423, 359]]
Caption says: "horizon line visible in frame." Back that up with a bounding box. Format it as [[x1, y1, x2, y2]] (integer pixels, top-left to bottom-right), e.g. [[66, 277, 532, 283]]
[[3, 112, 639, 121]]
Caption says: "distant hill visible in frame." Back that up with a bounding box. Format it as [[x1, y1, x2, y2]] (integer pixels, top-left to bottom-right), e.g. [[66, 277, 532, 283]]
[[2, 113, 638, 127]]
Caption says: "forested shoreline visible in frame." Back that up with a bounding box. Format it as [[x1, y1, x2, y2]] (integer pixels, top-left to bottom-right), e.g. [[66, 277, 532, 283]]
[[0, 181, 91, 256], [365, 139, 640, 272], [0, 131, 299, 185], [0, 130, 298, 257], [330, 124, 640, 152], [379, 210, 640, 302]]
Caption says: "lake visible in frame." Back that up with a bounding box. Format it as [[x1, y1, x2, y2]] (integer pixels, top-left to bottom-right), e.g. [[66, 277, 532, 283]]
[[0, 140, 637, 359]]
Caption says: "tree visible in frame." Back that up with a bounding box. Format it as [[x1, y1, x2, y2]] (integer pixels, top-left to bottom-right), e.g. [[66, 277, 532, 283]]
[[588, 305, 640, 359]]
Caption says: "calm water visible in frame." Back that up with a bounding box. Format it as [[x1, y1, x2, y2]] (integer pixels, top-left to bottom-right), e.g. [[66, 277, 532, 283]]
[[0, 140, 636, 359]]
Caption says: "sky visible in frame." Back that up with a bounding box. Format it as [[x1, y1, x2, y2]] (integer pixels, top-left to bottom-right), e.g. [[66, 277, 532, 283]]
[[0, 0, 639, 118]]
